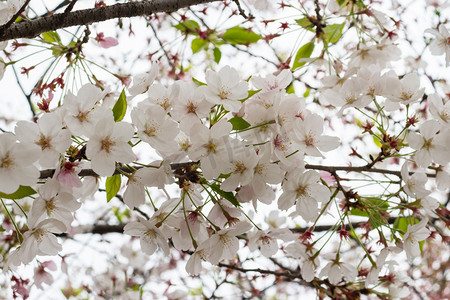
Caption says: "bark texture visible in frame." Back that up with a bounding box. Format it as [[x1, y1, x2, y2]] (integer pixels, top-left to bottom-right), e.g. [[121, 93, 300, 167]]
[[0, 0, 219, 42]]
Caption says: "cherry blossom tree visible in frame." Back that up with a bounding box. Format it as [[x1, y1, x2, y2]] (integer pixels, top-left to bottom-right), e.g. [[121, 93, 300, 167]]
[[0, 0, 449, 299]]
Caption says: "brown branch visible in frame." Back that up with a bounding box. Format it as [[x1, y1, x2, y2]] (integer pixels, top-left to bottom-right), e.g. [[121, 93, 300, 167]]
[[0, 0, 220, 42], [305, 164, 436, 178], [39, 161, 436, 180], [0, 0, 31, 37]]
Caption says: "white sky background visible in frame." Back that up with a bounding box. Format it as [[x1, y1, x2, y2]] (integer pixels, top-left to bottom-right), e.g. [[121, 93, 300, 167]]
[[0, 0, 449, 299]]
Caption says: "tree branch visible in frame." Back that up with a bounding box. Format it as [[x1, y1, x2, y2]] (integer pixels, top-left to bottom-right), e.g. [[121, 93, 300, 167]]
[[0, 0, 220, 42], [39, 162, 436, 180]]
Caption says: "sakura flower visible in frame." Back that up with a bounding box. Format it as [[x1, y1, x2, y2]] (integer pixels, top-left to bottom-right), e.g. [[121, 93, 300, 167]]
[[407, 120, 450, 167], [293, 113, 340, 157], [0, 133, 40, 194], [221, 149, 258, 192], [146, 82, 178, 112], [248, 228, 293, 257], [131, 103, 179, 153], [276, 94, 309, 130], [15, 112, 72, 168], [95, 32, 118, 48], [203, 66, 248, 112], [384, 73, 425, 109], [320, 258, 357, 285], [402, 218, 430, 260], [0, 0, 24, 25], [55, 161, 82, 188], [428, 93, 450, 126], [400, 163, 430, 199], [171, 81, 210, 132], [285, 241, 319, 282], [189, 119, 233, 180], [86, 111, 135, 176], [207, 198, 242, 227], [237, 145, 284, 207], [185, 247, 207, 275], [251, 69, 292, 92], [425, 25, 450, 66], [28, 179, 80, 229], [8, 218, 66, 266], [34, 261, 57, 289], [322, 78, 372, 115], [123, 217, 169, 255], [128, 62, 159, 96], [198, 222, 252, 265], [123, 162, 174, 209], [242, 101, 276, 143], [63, 84, 107, 136], [278, 170, 330, 222]]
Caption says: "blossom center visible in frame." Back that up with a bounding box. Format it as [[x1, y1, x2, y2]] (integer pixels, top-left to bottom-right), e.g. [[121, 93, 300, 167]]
[[304, 134, 316, 146], [233, 161, 246, 174], [100, 137, 115, 153], [0, 153, 13, 169], [37, 134, 52, 150], [76, 110, 89, 122], [186, 102, 198, 113], [296, 184, 309, 198], [204, 140, 217, 154]]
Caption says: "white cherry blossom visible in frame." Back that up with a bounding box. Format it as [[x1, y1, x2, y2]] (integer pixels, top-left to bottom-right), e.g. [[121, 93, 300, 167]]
[[123, 217, 169, 255], [425, 25, 450, 66], [15, 112, 72, 168], [402, 218, 430, 260], [0, 133, 40, 194], [63, 83, 107, 136], [86, 111, 135, 176], [407, 120, 450, 167], [203, 66, 248, 112], [131, 102, 179, 153]]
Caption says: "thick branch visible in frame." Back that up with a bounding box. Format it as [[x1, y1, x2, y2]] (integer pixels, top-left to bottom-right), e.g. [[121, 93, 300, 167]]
[[0, 0, 220, 42], [39, 162, 436, 179]]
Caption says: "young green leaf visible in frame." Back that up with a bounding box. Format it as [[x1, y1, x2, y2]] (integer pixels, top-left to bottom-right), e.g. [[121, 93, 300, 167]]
[[213, 47, 222, 63], [0, 186, 36, 200], [42, 31, 61, 44], [106, 175, 121, 202], [222, 26, 261, 45], [292, 42, 315, 70], [174, 20, 200, 34], [191, 38, 208, 53], [209, 183, 240, 207], [323, 23, 345, 44], [229, 117, 251, 130], [112, 89, 127, 122]]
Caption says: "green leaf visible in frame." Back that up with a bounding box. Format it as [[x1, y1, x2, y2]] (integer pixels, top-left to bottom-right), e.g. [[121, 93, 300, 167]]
[[323, 23, 345, 44], [191, 38, 208, 53], [286, 84, 295, 94], [373, 136, 382, 147], [42, 31, 61, 43], [292, 42, 315, 70], [213, 47, 222, 63], [303, 88, 310, 98], [192, 77, 207, 86], [229, 117, 251, 130], [350, 198, 389, 228], [112, 89, 127, 122], [174, 20, 200, 34], [295, 18, 315, 32], [0, 186, 36, 199], [222, 26, 261, 45], [209, 183, 240, 207], [106, 175, 121, 202], [394, 217, 419, 236]]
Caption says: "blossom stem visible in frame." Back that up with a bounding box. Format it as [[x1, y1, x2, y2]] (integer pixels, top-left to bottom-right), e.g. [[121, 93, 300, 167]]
[[0, 198, 23, 242]]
